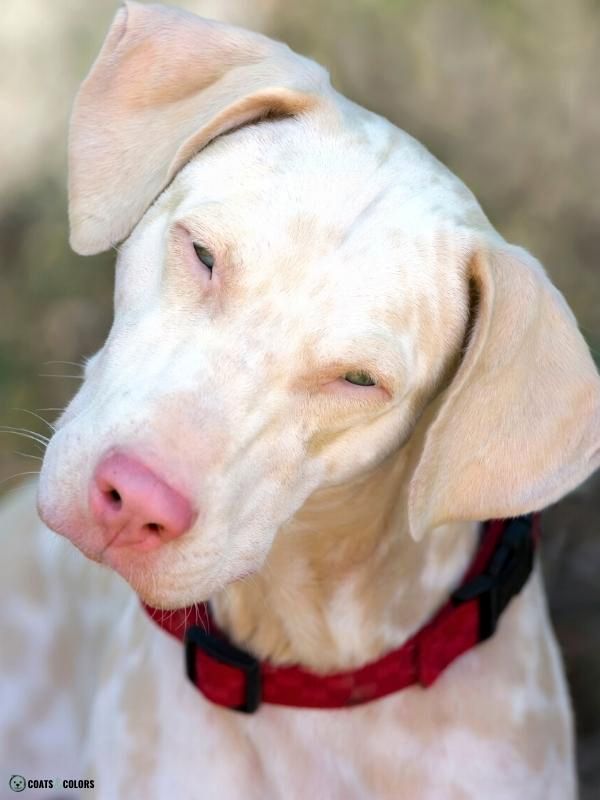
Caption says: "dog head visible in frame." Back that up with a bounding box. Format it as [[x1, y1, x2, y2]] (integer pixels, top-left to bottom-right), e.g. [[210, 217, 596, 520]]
[[38, 2, 600, 607]]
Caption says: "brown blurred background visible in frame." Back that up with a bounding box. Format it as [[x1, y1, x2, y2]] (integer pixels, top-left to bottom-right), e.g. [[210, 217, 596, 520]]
[[1, 0, 599, 794]]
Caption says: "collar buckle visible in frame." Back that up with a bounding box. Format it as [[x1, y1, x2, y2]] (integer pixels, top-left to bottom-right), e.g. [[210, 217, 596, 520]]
[[184, 625, 262, 713], [451, 514, 535, 640]]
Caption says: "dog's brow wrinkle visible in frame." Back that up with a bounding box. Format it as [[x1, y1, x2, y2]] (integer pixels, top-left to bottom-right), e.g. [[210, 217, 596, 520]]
[[339, 183, 393, 247]]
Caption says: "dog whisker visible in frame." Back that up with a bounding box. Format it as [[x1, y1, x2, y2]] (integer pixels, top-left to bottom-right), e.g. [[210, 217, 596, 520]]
[[0, 470, 41, 488], [11, 408, 57, 433], [42, 360, 86, 370], [0, 427, 50, 451], [191, 601, 208, 634], [0, 425, 50, 442], [38, 374, 83, 380], [13, 451, 44, 462]]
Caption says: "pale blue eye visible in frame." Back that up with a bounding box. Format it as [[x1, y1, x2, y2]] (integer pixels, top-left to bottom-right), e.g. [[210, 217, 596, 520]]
[[193, 243, 214, 272], [344, 370, 376, 387]]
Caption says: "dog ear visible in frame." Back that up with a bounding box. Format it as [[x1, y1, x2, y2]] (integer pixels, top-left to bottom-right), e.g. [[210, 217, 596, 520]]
[[408, 239, 600, 540], [68, 1, 332, 255]]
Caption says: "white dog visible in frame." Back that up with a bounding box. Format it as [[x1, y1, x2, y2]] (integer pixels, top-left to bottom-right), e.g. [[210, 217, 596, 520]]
[[2, 2, 599, 798]]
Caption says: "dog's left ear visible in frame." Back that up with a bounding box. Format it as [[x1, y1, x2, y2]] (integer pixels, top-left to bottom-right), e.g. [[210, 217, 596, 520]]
[[68, 1, 333, 255], [408, 239, 600, 540]]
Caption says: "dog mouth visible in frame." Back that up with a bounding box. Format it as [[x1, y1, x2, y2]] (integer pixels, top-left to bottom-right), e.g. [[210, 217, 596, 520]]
[[97, 535, 228, 609], [106, 544, 263, 610]]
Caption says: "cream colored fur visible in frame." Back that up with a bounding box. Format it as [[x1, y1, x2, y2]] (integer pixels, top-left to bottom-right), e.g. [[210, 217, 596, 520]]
[[2, 2, 600, 798]]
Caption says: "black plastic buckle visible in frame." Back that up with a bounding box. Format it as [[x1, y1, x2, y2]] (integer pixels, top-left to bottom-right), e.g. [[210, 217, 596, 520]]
[[451, 515, 535, 641], [184, 626, 262, 713]]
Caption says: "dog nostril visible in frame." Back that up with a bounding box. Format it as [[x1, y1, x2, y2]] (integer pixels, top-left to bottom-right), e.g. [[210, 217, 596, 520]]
[[106, 488, 122, 507], [145, 522, 163, 534]]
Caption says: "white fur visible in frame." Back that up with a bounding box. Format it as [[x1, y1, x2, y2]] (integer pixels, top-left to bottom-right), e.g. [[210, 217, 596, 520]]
[[2, 4, 600, 798]]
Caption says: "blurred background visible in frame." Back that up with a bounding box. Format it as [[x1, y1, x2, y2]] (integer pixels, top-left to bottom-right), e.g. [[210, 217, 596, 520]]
[[1, 0, 598, 794]]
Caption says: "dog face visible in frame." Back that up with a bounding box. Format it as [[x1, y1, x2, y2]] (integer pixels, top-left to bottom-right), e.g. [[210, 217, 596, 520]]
[[37, 3, 600, 608], [38, 115, 473, 605]]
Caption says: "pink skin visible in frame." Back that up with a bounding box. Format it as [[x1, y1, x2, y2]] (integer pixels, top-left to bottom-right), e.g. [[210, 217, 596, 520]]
[[89, 452, 196, 553]]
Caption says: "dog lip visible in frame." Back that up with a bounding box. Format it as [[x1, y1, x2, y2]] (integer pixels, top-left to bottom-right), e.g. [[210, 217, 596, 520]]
[[36, 493, 122, 563], [36, 495, 81, 541], [232, 566, 258, 582]]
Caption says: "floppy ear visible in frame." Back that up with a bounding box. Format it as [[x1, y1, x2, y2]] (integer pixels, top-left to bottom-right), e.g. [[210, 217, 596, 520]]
[[68, 1, 332, 255], [408, 239, 600, 540]]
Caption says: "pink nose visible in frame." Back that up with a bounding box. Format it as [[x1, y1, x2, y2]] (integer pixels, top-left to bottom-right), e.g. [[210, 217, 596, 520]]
[[90, 452, 195, 551]]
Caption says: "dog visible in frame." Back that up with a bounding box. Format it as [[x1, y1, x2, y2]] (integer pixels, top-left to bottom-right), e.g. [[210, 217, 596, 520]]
[[1, 2, 600, 798]]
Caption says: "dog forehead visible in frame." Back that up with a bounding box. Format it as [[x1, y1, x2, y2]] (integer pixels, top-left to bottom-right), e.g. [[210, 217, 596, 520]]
[[170, 107, 485, 239], [165, 115, 477, 286]]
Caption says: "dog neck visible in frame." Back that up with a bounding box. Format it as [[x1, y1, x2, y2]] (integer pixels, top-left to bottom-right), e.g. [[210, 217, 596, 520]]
[[210, 449, 479, 673]]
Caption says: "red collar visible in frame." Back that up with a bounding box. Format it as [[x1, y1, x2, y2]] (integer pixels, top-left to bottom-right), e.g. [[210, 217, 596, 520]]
[[143, 515, 539, 712]]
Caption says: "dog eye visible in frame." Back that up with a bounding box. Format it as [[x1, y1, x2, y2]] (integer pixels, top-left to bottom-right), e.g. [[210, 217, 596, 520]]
[[343, 370, 376, 387], [193, 243, 214, 273]]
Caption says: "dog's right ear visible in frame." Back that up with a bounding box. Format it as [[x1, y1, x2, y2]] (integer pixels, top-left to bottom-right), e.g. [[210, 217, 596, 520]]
[[68, 1, 333, 255]]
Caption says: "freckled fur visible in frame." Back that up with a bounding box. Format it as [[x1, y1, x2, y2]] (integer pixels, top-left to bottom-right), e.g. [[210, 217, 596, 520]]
[[2, 3, 600, 799]]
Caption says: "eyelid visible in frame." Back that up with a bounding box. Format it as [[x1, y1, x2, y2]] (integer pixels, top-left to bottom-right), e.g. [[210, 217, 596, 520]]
[[335, 365, 391, 396], [174, 221, 213, 245], [344, 369, 377, 386], [173, 218, 220, 257], [193, 242, 215, 270], [328, 376, 391, 401], [168, 224, 218, 292], [294, 366, 391, 402]]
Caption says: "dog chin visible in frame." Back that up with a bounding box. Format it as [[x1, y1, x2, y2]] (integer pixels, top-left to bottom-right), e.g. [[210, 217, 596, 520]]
[[123, 560, 263, 610], [100, 550, 218, 609], [132, 584, 220, 611]]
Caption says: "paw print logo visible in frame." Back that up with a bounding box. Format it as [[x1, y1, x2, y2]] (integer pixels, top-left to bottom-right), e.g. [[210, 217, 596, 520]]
[[9, 775, 26, 792]]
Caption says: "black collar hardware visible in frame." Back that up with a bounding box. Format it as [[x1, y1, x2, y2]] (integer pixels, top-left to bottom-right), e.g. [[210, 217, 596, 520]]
[[452, 514, 536, 639]]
